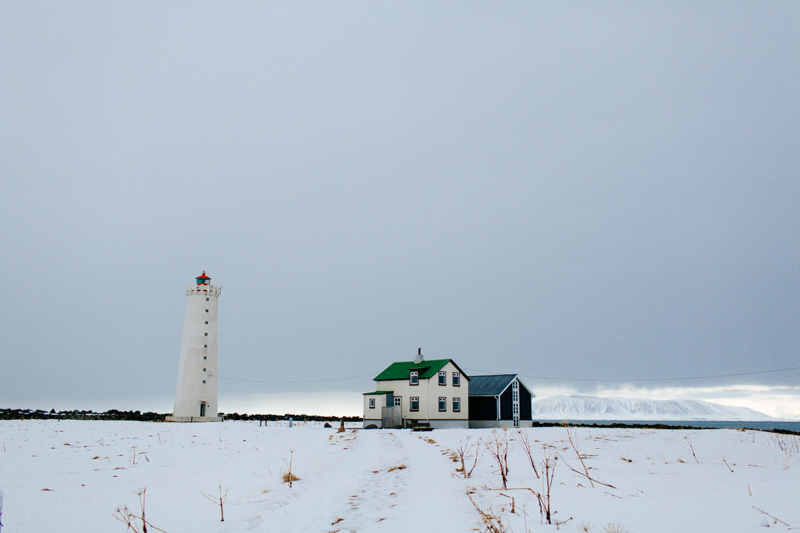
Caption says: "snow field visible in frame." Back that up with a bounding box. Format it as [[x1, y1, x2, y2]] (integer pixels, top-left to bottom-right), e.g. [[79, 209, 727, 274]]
[[429, 427, 799, 532], [0, 420, 798, 532]]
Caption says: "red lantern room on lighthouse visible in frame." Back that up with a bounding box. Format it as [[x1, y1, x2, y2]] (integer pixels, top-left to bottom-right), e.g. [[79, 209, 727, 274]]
[[196, 271, 211, 288]]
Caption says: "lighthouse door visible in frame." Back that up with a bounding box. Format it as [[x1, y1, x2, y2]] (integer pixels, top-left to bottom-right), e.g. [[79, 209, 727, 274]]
[[200, 402, 207, 417]]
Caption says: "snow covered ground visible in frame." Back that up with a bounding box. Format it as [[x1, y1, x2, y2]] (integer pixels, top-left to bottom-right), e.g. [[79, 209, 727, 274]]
[[1, 420, 798, 532]]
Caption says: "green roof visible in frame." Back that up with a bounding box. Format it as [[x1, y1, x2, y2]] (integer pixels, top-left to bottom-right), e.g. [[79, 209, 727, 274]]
[[363, 391, 392, 395], [374, 359, 469, 381]]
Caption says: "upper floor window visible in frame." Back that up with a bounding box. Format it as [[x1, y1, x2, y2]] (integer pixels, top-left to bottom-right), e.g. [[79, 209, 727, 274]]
[[453, 397, 461, 412], [410, 397, 420, 412], [452, 372, 461, 387], [438, 397, 447, 412], [438, 371, 447, 386], [410, 370, 419, 385], [369, 398, 376, 409]]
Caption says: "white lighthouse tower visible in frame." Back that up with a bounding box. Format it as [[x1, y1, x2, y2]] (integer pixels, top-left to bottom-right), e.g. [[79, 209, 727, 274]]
[[167, 272, 222, 422]]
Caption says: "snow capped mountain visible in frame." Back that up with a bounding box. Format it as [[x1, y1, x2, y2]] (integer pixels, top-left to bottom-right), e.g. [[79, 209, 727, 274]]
[[531, 395, 773, 421]]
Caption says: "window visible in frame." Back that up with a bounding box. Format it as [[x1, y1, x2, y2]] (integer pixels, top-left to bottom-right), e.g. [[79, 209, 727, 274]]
[[438, 371, 446, 386], [369, 398, 376, 409], [206, 298, 209, 301], [205, 321, 208, 324], [438, 397, 447, 412], [202, 380, 206, 384], [203, 356, 207, 360], [410, 397, 419, 412], [204, 332, 208, 336], [394, 396, 402, 408], [453, 397, 461, 412], [203, 368, 206, 372], [512, 379, 520, 428], [452, 372, 460, 387], [205, 309, 209, 313], [204, 344, 207, 348], [409, 370, 419, 385]]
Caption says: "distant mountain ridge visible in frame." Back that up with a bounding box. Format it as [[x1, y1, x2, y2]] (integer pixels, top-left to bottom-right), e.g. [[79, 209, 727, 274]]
[[531, 395, 773, 421]]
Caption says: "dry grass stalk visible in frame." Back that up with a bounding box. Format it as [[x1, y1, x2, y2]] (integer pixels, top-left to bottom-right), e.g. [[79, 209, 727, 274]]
[[129, 445, 139, 466], [282, 450, 299, 487], [486, 453, 558, 525], [555, 516, 574, 528], [752, 506, 790, 527], [685, 436, 700, 463], [773, 434, 799, 469], [455, 437, 483, 478], [113, 487, 168, 533], [561, 428, 615, 489], [722, 456, 734, 473], [516, 430, 540, 479], [484, 429, 511, 490], [467, 490, 508, 533], [201, 483, 230, 522], [535, 448, 557, 525], [567, 427, 592, 486]]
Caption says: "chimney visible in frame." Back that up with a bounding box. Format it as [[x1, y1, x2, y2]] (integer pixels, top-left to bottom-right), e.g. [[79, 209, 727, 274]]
[[414, 347, 423, 364]]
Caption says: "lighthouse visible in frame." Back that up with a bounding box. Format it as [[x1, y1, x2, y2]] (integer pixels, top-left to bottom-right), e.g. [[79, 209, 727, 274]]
[[167, 272, 222, 422]]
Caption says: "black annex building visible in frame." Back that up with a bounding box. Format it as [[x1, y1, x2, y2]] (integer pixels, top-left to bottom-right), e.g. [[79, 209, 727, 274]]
[[468, 374, 535, 428]]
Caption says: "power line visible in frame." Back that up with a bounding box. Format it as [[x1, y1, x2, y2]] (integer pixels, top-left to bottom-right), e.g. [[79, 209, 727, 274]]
[[466, 365, 800, 383], [131, 282, 186, 287], [218, 364, 800, 387], [219, 373, 377, 385]]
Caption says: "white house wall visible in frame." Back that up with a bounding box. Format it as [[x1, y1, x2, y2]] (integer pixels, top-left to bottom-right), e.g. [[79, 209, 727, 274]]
[[365, 361, 468, 428], [363, 393, 387, 427]]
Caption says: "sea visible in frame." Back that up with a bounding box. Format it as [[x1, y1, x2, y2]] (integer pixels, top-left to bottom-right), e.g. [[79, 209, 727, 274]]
[[536, 420, 800, 433]]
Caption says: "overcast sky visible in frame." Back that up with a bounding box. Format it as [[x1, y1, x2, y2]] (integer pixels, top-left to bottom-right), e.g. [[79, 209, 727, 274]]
[[2, 2, 799, 418]]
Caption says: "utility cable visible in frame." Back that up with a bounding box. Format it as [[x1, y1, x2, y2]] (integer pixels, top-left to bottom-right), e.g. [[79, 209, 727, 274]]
[[219, 365, 800, 387], [466, 365, 800, 382], [219, 373, 377, 385]]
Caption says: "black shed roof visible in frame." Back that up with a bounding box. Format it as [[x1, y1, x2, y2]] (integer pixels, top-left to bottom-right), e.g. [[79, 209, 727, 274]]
[[469, 374, 535, 397]]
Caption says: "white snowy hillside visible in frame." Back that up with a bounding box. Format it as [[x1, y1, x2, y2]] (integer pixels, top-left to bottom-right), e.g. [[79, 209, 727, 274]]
[[532, 395, 774, 421]]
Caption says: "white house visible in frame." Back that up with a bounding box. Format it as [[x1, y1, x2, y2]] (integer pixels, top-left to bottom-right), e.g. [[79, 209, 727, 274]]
[[363, 349, 470, 429]]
